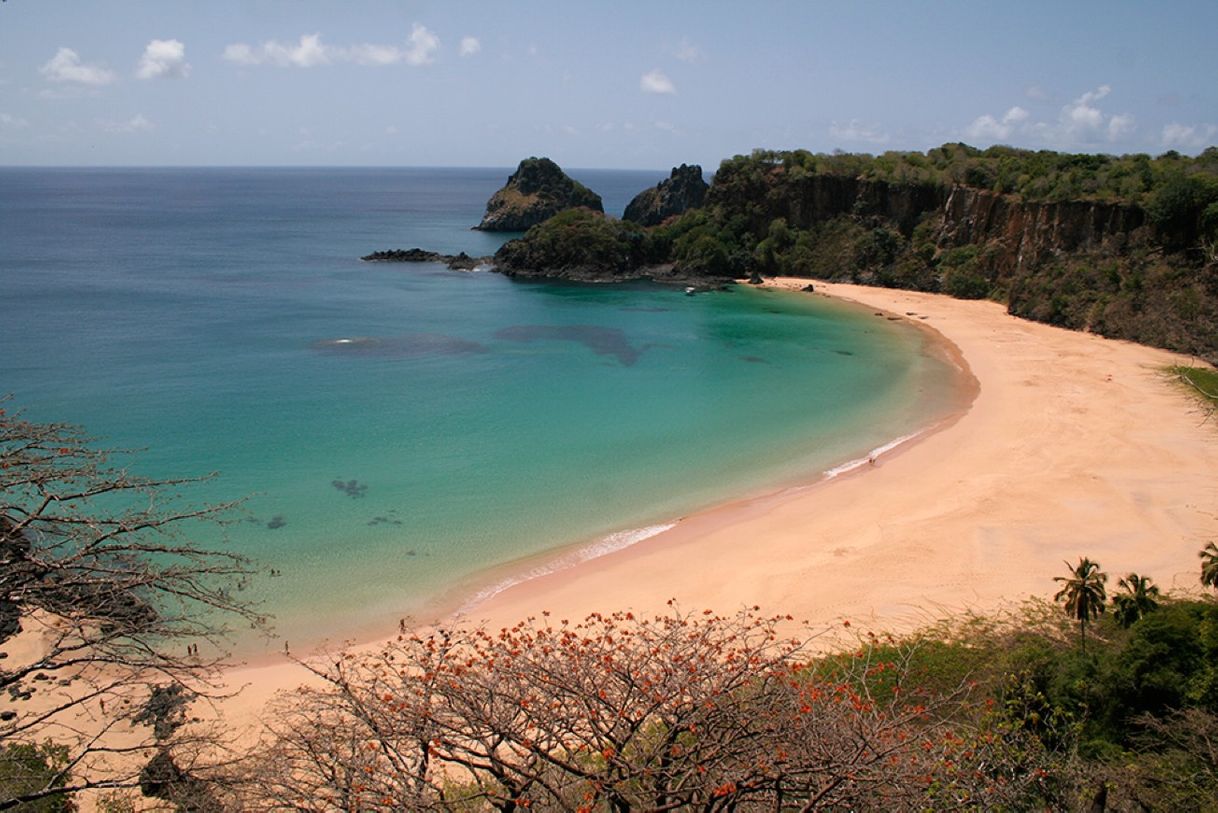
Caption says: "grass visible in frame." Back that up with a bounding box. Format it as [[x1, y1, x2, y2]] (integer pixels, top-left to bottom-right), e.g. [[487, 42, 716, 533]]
[[1168, 364, 1218, 408]]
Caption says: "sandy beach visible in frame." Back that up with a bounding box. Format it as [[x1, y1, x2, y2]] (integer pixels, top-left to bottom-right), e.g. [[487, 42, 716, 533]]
[[219, 280, 1218, 717]]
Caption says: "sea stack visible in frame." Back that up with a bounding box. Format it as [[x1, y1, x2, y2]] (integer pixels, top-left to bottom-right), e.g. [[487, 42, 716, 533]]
[[475, 157, 603, 231], [622, 164, 708, 226]]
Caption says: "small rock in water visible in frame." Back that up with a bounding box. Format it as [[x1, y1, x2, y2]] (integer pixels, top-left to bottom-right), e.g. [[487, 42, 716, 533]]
[[332, 479, 368, 498], [266, 515, 287, 530]]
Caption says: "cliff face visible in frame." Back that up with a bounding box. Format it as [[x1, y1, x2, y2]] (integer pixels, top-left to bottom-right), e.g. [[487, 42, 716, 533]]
[[776, 175, 947, 236], [696, 159, 1216, 360], [623, 164, 709, 226], [714, 169, 1147, 256], [476, 157, 604, 231], [936, 186, 1148, 281]]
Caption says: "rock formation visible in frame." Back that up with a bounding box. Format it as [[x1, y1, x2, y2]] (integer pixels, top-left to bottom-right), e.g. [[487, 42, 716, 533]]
[[475, 157, 603, 231], [623, 164, 709, 226], [361, 248, 491, 270]]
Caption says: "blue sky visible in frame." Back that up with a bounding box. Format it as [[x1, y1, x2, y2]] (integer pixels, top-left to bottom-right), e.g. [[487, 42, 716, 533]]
[[1, 0, 1215, 169]]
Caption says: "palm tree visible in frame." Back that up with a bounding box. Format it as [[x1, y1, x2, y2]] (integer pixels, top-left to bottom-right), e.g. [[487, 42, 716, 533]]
[[1111, 572, 1160, 628], [1201, 542, 1218, 590], [1054, 557, 1107, 653]]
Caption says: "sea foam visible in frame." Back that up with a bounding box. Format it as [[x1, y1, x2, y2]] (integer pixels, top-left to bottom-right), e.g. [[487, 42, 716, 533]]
[[459, 522, 677, 613], [460, 428, 933, 613], [821, 429, 925, 479]]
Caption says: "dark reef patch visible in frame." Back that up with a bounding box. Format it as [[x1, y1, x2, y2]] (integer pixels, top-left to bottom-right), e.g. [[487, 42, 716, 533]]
[[495, 324, 646, 366], [367, 515, 403, 527], [332, 479, 367, 499]]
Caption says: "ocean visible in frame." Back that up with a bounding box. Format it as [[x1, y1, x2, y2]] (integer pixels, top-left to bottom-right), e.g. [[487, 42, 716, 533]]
[[0, 166, 961, 653]]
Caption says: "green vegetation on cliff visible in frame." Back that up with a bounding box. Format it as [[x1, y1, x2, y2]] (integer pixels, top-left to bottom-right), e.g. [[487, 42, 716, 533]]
[[660, 145, 1218, 361], [493, 208, 661, 279]]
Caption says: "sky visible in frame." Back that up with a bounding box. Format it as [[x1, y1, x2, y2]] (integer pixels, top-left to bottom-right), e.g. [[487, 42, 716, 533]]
[[1, 0, 1215, 169]]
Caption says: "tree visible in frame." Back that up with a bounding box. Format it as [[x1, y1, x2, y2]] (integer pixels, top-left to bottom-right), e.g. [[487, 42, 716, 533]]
[[1201, 542, 1218, 591], [233, 606, 1068, 811], [0, 405, 266, 809], [1054, 558, 1107, 653], [1111, 572, 1160, 628]]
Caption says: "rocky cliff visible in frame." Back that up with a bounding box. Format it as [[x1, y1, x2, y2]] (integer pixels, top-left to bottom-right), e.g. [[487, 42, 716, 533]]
[[476, 157, 603, 231], [666, 151, 1217, 360], [623, 164, 709, 226], [935, 186, 1148, 281]]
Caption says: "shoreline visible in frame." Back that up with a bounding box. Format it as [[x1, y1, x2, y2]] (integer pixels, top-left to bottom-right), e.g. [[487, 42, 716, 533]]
[[429, 299, 976, 627], [232, 287, 970, 669], [217, 279, 1218, 720]]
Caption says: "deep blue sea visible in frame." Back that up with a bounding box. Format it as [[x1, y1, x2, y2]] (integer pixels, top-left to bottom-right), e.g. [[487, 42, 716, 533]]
[[0, 167, 959, 653]]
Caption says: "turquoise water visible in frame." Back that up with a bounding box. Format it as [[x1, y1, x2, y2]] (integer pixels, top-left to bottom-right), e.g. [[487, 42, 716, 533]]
[[0, 168, 960, 651]]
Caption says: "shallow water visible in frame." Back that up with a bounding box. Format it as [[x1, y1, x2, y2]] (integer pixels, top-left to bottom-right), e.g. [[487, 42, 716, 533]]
[[0, 167, 960, 652]]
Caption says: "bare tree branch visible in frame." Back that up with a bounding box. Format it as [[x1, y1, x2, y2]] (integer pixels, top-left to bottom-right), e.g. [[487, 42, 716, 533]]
[[1, 404, 269, 808]]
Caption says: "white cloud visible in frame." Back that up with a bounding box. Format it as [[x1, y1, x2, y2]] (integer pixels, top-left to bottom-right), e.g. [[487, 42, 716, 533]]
[[964, 86, 1136, 147], [40, 47, 116, 86], [459, 36, 481, 57], [674, 38, 702, 63], [561, 124, 579, 135], [100, 114, 153, 133], [654, 120, 678, 133], [1107, 113, 1135, 140], [223, 25, 438, 68], [965, 105, 1029, 141], [1004, 106, 1029, 125], [964, 115, 1005, 140], [0, 113, 29, 129], [222, 33, 330, 67], [137, 39, 190, 79], [640, 69, 675, 95], [268, 33, 330, 67], [1061, 84, 1109, 138], [347, 43, 404, 67], [221, 43, 257, 65], [829, 119, 888, 145], [1025, 85, 1048, 101], [402, 23, 440, 66], [1162, 122, 1218, 150], [1052, 84, 1134, 143]]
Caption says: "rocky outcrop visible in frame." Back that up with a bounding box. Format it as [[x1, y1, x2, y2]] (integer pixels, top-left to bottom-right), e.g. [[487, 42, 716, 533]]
[[475, 157, 603, 231], [361, 248, 491, 270], [935, 186, 1148, 281], [493, 208, 729, 290], [623, 164, 708, 226]]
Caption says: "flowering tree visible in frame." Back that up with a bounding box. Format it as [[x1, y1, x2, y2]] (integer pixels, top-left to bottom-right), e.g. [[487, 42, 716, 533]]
[[238, 606, 1068, 811], [0, 406, 265, 809]]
